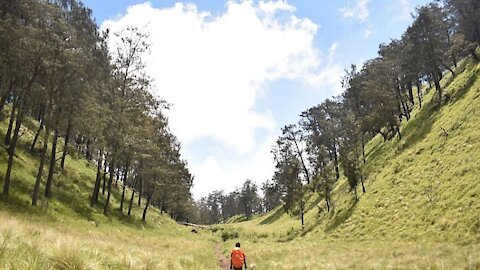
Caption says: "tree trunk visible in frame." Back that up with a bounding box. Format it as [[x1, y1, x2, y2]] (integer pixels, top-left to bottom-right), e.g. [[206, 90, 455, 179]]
[[120, 178, 126, 213], [32, 126, 50, 206], [103, 158, 116, 215], [401, 99, 410, 121], [76, 135, 83, 157], [440, 60, 456, 77], [85, 139, 91, 160], [0, 80, 14, 113], [470, 48, 479, 62], [361, 135, 366, 164], [332, 141, 340, 180], [102, 152, 109, 195], [142, 189, 154, 223], [3, 107, 23, 196], [128, 189, 135, 216], [395, 122, 402, 140], [360, 172, 366, 194], [325, 198, 330, 213], [452, 53, 457, 68], [300, 202, 305, 230], [45, 126, 59, 198], [60, 114, 72, 170], [433, 72, 442, 104], [30, 118, 44, 153], [160, 189, 166, 214], [416, 79, 422, 109], [119, 157, 130, 213], [324, 184, 331, 213], [91, 150, 103, 206], [4, 99, 17, 146], [434, 76, 442, 104], [293, 140, 310, 184], [115, 167, 120, 187], [407, 82, 414, 105], [379, 131, 387, 142], [138, 176, 142, 206], [391, 117, 402, 140]]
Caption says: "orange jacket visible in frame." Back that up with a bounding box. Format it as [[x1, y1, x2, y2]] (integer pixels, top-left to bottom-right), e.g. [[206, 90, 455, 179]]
[[231, 247, 246, 268]]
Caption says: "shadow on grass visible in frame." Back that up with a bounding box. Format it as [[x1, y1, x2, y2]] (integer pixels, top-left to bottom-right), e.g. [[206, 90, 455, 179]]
[[402, 62, 478, 151], [0, 181, 60, 223], [259, 206, 284, 225], [451, 66, 478, 104], [305, 194, 323, 213], [325, 198, 358, 233], [401, 100, 440, 151], [302, 207, 329, 236]]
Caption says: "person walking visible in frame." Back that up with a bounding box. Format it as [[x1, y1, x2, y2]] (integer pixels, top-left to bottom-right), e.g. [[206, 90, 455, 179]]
[[230, 242, 247, 270]]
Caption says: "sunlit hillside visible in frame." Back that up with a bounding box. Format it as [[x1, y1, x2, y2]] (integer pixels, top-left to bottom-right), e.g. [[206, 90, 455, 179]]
[[217, 59, 480, 269], [0, 114, 218, 269]]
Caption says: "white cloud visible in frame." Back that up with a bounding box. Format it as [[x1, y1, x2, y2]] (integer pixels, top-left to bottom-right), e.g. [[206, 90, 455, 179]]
[[102, 1, 322, 153], [102, 1, 337, 199], [305, 43, 344, 96], [340, 0, 370, 21], [363, 28, 373, 38], [192, 135, 277, 198], [258, 0, 296, 14], [396, 0, 413, 21]]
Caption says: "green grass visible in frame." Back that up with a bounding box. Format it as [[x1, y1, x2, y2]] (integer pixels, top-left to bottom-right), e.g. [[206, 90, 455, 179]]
[[0, 108, 220, 269], [215, 59, 480, 269], [0, 59, 479, 269]]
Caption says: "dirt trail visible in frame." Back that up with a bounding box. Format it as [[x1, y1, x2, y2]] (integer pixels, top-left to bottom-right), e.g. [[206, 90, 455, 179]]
[[215, 242, 230, 269]]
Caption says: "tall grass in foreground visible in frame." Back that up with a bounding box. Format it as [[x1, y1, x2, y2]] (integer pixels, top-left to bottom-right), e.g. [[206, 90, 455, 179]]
[[215, 59, 480, 269], [0, 212, 219, 269], [220, 238, 479, 270]]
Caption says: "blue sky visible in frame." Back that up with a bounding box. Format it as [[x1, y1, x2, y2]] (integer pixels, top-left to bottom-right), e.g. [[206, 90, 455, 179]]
[[82, 0, 430, 199]]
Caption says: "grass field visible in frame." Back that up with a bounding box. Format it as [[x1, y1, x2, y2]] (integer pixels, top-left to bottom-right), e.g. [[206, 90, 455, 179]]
[[0, 107, 220, 269], [216, 59, 480, 269], [0, 59, 479, 269]]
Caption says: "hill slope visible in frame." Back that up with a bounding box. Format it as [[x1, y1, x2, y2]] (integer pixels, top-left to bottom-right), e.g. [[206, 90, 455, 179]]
[[218, 59, 480, 269], [0, 59, 479, 269], [0, 109, 218, 268]]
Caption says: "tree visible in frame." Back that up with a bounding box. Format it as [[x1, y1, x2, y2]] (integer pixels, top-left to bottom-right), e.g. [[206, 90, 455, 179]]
[[3, 0, 48, 196], [103, 26, 151, 215], [239, 180, 260, 220], [442, 0, 480, 60], [407, 4, 453, 103], [281, 124, 311, 184], [261, 180, 282, 212]]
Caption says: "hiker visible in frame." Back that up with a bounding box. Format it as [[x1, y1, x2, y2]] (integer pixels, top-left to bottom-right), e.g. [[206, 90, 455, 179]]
[[230, 242, 247, 270]]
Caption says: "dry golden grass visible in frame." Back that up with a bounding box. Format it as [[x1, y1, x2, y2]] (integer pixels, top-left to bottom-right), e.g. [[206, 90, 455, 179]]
[[0, 212, 220, 269], [219, 238, 480, 270]]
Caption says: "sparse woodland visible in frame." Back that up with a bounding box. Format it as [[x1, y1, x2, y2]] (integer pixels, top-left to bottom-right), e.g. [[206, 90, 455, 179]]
[[0, 0, 195, 223], [0, 0, 479, 269], [198, 0, 480, 226]]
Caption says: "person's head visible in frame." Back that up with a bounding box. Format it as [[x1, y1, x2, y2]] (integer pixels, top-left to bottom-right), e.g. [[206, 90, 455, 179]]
[[235, 242, 241, 248]]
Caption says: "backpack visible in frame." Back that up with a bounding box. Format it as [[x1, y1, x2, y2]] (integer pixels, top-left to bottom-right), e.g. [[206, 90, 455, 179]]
[[231, 248, 245, 268]]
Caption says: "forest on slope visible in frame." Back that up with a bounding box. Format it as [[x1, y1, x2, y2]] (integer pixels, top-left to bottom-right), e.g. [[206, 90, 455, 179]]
[[0, 0, 197, 223], [196, 0, 480, 230], [0, 1, 220, 268], [214, 57, 479, 269], [0, 0, 479, 269]]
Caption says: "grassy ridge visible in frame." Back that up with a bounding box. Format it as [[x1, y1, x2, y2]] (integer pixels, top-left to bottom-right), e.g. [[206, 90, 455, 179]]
[[217, 59, 480, 269], [0, 59, 479, 269], [0, 109, 219, 269]]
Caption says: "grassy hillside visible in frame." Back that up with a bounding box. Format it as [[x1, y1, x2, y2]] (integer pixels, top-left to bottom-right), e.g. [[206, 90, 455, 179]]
[[0, 59, 479, 269], [0, 110, 219, 269], [216, 59, 480, 269]]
